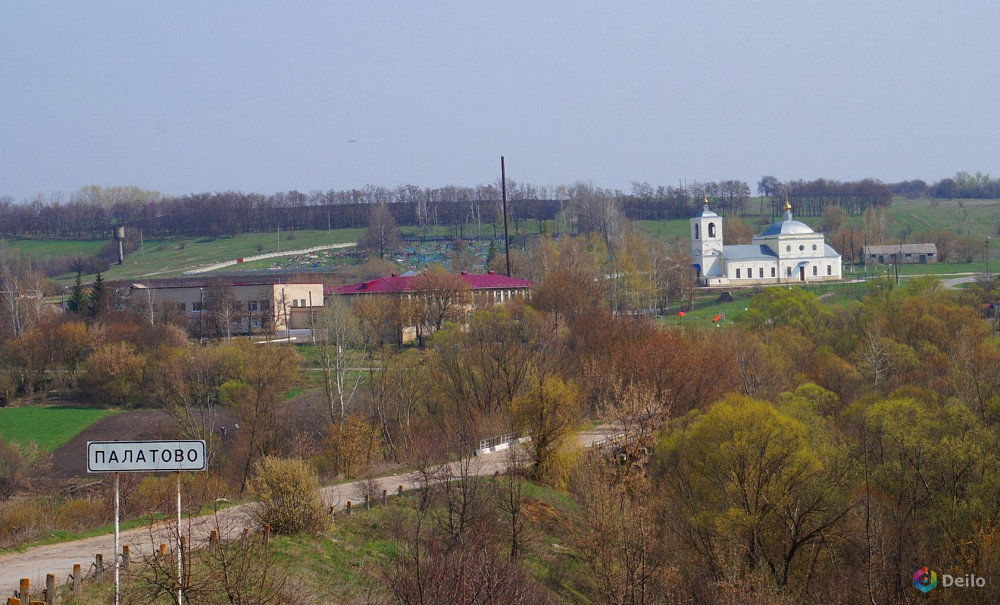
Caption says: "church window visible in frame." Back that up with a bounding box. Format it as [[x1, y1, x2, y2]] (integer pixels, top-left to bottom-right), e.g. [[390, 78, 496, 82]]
[[759, 268, 764, 278], [708, 223, 716, 237], [827, 265, 832, 275], [736, 268, 741, 278], [799, 245, 805, 251], [813, 266, 818, 276], [770, 267, 776, 277], [694, 224, 699, 240], [786, 245, 791, 252], [812, 244, 817, 251], [787, 267, 792, 277]]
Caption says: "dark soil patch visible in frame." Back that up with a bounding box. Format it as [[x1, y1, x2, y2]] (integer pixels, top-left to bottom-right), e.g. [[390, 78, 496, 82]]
[[48, 391, 331, 481]]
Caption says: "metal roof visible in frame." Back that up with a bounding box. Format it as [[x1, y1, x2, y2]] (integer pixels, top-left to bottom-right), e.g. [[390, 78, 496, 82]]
[[722, 245, 778, 261], [335, 272, 533, 295], [863, 244, 938, 254]]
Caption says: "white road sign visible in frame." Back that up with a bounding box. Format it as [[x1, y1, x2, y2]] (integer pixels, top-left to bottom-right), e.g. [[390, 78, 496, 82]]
[[87, 440, 207, 473]]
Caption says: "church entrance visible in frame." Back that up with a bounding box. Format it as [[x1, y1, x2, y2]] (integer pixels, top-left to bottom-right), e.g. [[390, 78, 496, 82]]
[[799, 266, 805, 281]]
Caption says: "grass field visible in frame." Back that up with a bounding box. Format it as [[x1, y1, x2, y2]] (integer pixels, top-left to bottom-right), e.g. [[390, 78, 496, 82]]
[[0, 406, 116, 452], [49, 228, 365, 283], [2, 238, 106, 259]]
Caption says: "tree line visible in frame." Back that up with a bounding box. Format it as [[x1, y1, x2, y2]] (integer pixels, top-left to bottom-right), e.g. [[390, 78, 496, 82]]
[[0, 176, 895, 242]]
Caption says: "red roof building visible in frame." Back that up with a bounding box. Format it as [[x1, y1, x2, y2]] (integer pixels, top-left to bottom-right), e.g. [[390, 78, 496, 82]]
[[332, 271, 532, 296]]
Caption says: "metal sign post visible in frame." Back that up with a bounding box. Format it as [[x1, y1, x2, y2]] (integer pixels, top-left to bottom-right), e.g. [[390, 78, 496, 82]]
[[114, 472, 120, 605], [176, 471, 183, 605], [88, 440, 206, 605]]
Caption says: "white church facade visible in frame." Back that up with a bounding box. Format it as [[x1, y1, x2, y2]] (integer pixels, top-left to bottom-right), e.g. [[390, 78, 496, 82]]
[[691, 198, 842, 287]]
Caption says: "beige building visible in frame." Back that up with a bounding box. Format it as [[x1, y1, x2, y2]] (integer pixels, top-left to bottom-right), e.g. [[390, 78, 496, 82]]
[[127, 278, 323, 335]]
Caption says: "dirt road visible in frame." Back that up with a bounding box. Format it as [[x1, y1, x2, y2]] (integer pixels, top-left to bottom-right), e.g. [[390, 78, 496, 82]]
[[0, 427, 617, 594]]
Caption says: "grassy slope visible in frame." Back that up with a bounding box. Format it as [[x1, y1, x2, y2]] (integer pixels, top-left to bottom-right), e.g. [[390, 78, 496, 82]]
[[55, 229, 365, 283], [2, 238, 107, 259], [0, 406, 116, 452]]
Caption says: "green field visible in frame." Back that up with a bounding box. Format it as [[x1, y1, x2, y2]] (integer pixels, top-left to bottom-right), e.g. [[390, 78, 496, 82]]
[[51, 228, 365, 283], [0, 406, 116, 451], [1, 238, 106, 259]]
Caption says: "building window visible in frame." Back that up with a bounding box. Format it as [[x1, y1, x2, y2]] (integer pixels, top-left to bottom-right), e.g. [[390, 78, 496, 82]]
[[812, 244, 818, 251], [300, 299, 306, 307], [827, 265, 832, 275], [759, 268, 764, 278], [234, 301, 243, 311], [708, 222, 716, 237], [694, 224, 699, 240], [736, 268, 741, 278], [260, 300, 271, 310], [813, 266, 818, 275], [770, 267, 776, 277], [248, 301, 258, 311], [799, 245, 805, 251], [786, 245, 791, 252], [787, 267, 792, 277], [291, 300, 298, 307], [177, 303, 186, 312], [192, 302, 203, 312]]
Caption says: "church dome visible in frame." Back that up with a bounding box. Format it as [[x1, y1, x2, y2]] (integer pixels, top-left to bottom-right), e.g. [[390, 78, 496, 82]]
[[760, 220, 815, 236]]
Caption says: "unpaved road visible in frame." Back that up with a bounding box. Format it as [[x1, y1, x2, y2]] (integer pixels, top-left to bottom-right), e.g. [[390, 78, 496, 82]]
[[0, 427, 617, 594]]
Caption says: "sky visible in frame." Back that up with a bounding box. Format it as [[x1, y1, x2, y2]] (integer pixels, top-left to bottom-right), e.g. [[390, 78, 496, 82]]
[[2, 1, 999, 202]]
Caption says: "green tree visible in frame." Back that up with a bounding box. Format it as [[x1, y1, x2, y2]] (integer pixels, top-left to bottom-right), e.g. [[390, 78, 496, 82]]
[[87, 270, 106, 318], [512, 372, 581, 485], [67, 271, 86, 315], [655, 395, 852, 587]]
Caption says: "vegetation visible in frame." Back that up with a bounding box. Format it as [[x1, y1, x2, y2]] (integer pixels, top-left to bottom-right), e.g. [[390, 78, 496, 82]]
[[5, 188, 1000, 602], [0, 406, 115, 452]]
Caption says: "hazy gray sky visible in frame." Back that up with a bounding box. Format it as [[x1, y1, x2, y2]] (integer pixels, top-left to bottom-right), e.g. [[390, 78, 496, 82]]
[[2, 1, 997, 201]]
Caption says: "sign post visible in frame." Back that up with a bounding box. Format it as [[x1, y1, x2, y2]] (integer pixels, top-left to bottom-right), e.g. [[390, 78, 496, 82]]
[[88, 440, 206, 605]]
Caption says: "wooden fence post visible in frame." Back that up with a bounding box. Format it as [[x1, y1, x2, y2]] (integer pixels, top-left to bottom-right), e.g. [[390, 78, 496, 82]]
[[95, 554, 103, 584], [263, 524, 270, 546], [365, 494, 370, 510], [5, 598, 17, 605], [158, 543, 167, 558], [209, 530, 218, 551], [122, 544, 130, 570], [382, 489, 387, 506], [18, 578, 28, 605], [72, 564, 81, 597], [346, 501, 352, 516], [45, 574, 54, 605], [329, 505, 336, 522], [398, 484, 403, 496], [241, 527, 250, 545]]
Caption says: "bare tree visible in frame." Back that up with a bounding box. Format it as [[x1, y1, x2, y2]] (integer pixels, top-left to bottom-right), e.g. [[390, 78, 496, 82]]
[[358, 203, 402, 259], [315, 296, 363, 428]]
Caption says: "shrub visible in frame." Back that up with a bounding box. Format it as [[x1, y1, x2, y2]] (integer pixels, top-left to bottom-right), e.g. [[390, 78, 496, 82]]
[[0, 438, 49, 501], [56, 498, 106, 532], [247, 456, 328, 535]]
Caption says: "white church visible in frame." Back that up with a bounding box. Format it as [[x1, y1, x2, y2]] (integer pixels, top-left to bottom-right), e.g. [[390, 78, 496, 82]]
[[691, 197, 842, 286]]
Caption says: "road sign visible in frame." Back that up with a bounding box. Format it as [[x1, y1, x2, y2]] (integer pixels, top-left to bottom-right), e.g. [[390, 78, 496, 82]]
[[87, 440, 207, 473]]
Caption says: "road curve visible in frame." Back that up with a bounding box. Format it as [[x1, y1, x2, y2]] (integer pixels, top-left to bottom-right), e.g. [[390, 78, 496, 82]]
[[0, 427, 617, 593]]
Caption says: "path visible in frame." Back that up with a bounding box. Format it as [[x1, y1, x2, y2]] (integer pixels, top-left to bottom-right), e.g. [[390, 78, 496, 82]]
[[182, 242, 356, 275], [0, 427, 618, 593]]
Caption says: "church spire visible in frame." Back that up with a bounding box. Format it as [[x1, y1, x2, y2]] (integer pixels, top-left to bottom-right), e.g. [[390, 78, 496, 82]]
[[783, 192, 793, 220]]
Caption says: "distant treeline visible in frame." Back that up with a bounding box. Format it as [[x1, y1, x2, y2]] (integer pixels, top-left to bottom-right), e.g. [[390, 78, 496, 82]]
[[0, 177, 900, 240], [888, 171, 1000, 199]]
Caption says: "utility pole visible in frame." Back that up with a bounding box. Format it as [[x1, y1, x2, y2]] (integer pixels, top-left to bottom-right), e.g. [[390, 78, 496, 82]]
[[501, 156, 512, 277]]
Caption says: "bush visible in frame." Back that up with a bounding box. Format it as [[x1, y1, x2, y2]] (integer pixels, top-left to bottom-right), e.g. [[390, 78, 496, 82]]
[[0, 438, 49, 501], [247, 456, 328, 535], [56, 497, 106, 532], [0, 496, 58, 547]]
